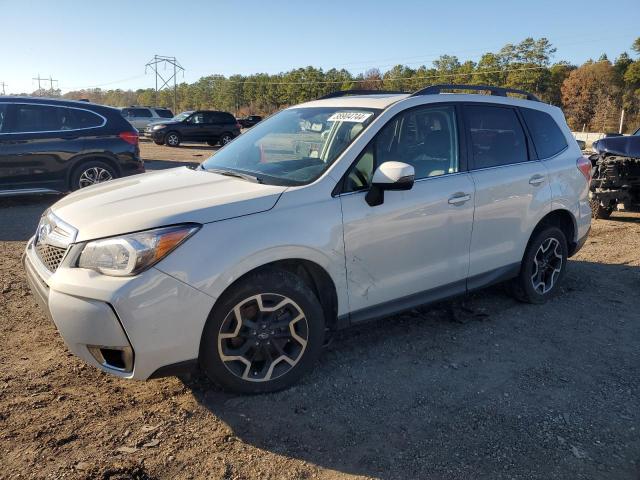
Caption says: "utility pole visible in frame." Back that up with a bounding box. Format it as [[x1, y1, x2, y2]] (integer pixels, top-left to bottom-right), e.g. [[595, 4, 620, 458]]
[[145, 55, 184, 112], [619, 108, 625, 134], [0, 81, 6, 95]]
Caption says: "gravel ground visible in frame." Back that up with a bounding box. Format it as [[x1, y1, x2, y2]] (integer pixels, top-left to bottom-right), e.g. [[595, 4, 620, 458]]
[[1, 151, 639, 479]]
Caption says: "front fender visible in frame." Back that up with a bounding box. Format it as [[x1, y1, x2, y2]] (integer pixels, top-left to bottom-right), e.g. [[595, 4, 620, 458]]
[[154, 193, 348, 316]]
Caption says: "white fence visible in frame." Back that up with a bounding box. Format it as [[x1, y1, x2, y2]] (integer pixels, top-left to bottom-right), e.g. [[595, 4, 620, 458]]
[[572, 131, 606, 145]]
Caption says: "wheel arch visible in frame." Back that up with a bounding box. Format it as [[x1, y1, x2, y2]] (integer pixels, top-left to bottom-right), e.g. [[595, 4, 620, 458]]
[[67, 154, 121, 190], [208, 258, 340, 333], [529, 208, 578, 256]]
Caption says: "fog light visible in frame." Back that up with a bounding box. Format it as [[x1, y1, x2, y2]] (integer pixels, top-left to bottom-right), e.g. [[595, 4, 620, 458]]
[[87, 345, 134, 373]]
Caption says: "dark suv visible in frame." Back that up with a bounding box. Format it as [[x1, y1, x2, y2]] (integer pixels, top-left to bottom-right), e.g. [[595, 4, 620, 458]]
[[0, 97, 144, 195], [145, 110, 241, 147]]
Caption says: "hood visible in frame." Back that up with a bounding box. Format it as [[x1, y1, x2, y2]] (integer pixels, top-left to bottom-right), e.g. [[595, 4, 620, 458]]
[[51, 167, 286, 241], [147, 120, 180, 127], [594, 135, 640, 158]]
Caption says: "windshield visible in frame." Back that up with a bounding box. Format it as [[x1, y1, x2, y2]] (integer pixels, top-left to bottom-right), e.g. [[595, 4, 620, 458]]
[[201, 107, 379, 185], [173, 111, 193, 122]]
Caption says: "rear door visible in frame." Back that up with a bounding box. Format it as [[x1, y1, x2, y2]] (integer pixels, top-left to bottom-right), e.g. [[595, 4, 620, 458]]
[[0, 103, 87, 191], [463, 103, 551, 284], [203, 112, 223, 140]]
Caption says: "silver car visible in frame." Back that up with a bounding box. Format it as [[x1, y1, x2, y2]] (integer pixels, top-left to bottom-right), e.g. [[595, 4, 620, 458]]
[[24, 85, 591, 393]]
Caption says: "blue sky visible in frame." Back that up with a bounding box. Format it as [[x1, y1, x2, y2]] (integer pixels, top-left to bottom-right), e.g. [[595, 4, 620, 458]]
[[2, 0, 639, 94]]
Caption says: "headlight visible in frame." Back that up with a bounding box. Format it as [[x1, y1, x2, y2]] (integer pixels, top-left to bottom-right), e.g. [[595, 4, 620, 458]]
[[78, 224, 199, 276], [152, 124, 166, 130]]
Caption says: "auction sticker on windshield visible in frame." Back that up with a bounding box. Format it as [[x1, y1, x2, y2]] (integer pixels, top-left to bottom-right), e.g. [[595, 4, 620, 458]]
[[328, 112, 373, 123]]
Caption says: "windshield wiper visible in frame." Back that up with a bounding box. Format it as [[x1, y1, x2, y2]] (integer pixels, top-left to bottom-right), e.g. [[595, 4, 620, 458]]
[[206, 168, 263, 184]]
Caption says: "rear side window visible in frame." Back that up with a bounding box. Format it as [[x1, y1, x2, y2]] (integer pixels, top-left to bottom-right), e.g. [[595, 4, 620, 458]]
[[68, 108, 104, 129], [520, 108, 568, 158], [154, 109, 173, 118], [215, 112, 236, 123], [130, 108, 152, 118], [0, 104, 7, 133], [465, 105, 528, 169]]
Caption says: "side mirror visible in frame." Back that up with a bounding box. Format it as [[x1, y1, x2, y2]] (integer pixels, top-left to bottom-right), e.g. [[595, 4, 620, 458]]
[[365, 161, 415, 207]]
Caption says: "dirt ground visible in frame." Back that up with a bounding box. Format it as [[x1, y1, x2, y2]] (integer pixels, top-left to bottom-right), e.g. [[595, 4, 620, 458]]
[[1, 150, 639, 479]]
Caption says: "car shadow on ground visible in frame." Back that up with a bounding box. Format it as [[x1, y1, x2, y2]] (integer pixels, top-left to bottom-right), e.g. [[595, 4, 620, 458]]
[[184, 260, 640, 479], [0, 195, 59, 241], [606, 211, 640, 224]]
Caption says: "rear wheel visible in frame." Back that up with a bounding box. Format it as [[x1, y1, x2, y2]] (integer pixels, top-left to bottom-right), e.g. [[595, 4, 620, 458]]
[[219, 133, 233, 146], [509, 226, 568, 304], [165, 131, 181, 147], [206, 140, 218, 147], [200, 269, 325, 393], [70, 160, 117, 191]]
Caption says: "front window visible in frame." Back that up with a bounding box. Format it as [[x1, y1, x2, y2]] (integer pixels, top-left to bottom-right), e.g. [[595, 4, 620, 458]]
[[173, 111, 193, 122], [201, 107, 379, 185]]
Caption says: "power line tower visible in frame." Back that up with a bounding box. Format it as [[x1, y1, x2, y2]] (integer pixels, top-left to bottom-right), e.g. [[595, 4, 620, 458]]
[[145, 55, 184, 112], [32, 74, 59, 96]]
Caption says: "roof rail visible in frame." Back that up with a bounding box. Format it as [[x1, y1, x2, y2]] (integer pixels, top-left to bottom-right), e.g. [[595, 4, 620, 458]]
[[318, 89, 407, 100], [411, 84, 540, 102]]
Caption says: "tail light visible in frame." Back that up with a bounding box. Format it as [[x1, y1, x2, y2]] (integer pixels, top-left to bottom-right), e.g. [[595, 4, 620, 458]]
[[235, 122, 242, 130], [577, 156, 592, 182], [119, 131, 139, 146]]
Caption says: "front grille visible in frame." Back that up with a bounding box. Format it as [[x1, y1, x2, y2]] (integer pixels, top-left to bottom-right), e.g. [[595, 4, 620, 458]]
[[34, 242, 67, 272]]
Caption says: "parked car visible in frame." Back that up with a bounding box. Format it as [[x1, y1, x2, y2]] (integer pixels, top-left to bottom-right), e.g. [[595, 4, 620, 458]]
[[145, 110, 241, 147], [120, 106, 173, 131], [23, 85, 591, 393], [237, 115, 263, 128], [589, 126, 640, 218], [0, 97, 144, 195]]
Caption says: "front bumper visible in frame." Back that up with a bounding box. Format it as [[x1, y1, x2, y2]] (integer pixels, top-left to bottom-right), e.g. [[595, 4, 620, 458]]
[[23, 237, 214, 380]]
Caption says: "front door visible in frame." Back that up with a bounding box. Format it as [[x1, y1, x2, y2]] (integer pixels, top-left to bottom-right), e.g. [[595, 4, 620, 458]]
[[339, 104, 475, 318]]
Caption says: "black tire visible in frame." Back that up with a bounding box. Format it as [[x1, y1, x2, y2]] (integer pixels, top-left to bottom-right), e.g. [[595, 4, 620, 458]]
[[154, 140, 164, 146], [164, 131, 181, 147], [508, 226, 568, 304], [219, 133, 233, 146], [200, 269, 325, 393], [206, 140, 218, 147], [70, 160, 117, 191], [590, 197, 613, 219]]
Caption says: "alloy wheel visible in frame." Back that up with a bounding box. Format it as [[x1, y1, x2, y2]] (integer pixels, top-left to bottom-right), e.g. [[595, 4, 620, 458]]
[[78, 167, 112, 188], [530, 237, 563, 294], [221, 134, 232, 145], [167, 134, 179, 146], [217, 293, 309, 382]]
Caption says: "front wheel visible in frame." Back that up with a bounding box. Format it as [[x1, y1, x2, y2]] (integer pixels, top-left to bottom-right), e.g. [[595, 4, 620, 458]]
[[508, 226, 568, 304], [200, 269, 325, 393], [164, 131, 181, 147]]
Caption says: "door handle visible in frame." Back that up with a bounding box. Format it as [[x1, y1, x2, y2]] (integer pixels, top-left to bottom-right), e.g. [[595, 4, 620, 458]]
[[448, 193, 471, 205], [529, 174, 545, 186]]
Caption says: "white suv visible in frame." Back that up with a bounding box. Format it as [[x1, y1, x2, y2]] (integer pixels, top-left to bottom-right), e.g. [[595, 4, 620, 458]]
[[120, 106, 174, 131], [24, 85, 592, 393]]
